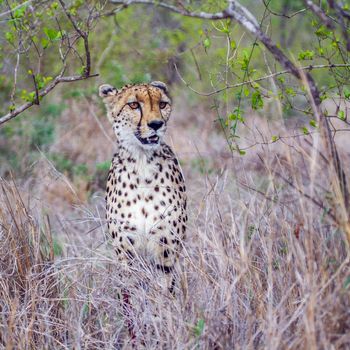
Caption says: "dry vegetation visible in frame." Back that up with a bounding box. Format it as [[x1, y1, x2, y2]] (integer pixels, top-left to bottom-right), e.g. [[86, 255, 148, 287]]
[[1, 94, 350, 349]]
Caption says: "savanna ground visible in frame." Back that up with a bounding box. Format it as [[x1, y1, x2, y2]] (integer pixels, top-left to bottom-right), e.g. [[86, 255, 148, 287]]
[[1, 1, 350, 349]]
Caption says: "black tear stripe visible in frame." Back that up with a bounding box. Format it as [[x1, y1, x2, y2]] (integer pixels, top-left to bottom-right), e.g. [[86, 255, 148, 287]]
[[137, 98, 143, 128]]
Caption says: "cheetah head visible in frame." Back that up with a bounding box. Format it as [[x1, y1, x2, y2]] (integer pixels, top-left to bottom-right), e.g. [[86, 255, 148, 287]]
[[99, 81, 171, 150]]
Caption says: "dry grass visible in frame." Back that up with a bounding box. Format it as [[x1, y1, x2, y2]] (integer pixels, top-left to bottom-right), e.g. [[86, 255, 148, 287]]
[[1, 97, 350, 349]]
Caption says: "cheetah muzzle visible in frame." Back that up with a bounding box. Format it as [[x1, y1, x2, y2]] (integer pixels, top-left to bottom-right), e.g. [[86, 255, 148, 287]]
[[99, 81, 187, 290]]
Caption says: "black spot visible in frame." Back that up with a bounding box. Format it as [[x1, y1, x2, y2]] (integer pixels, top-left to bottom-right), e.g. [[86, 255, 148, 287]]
[[142, 208, 148, 217], [127, 237, 135, 245], [160, 237, 168, 244]]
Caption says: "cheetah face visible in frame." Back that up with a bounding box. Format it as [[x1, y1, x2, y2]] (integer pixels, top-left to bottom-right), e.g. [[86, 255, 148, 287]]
[[99, 81, 171, 149]]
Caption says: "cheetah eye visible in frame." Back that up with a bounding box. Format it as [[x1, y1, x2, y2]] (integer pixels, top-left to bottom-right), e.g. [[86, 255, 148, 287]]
[[128, 102, 140, 109], [159, 102, 168, 109]]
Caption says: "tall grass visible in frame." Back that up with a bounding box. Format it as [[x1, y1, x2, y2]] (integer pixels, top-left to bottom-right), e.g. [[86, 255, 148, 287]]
[[1, 99, 350, 349]]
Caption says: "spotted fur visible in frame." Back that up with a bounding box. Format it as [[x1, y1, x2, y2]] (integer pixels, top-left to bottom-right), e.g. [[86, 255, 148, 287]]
[[99, 82, 187, 275]]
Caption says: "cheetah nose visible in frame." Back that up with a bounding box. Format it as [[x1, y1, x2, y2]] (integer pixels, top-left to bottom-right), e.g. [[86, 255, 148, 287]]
[[148, 120, 164, 131]]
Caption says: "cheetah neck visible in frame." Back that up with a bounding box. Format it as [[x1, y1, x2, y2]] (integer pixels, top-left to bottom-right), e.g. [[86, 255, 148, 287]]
[[115, 142, 163, 176]]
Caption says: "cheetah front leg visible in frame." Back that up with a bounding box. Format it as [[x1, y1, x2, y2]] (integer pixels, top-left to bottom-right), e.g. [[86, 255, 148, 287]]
[[108, 220, 139, 342], [149, 229, 182, 295]]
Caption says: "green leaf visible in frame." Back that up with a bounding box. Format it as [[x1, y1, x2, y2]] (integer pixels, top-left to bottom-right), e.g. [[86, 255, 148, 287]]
[[344, 88, 350, 100], [315, 26, 331, 39], [228, 108, 244, 122], [301, 126, 309, 135], [5, 31, 15, 44], [44, 27, 61, 41], [338, 110, 346, 120], [309, 119, 317, 128], [271, 135, 279, 142], [13, 4, 27, 19], [251, 91, 264, 110], [285, 87, 296, 97], [41, 38, 49, 49], [194, 319, 205, 337], [298, 50, 314, 61], [203, 38, 211, 49]]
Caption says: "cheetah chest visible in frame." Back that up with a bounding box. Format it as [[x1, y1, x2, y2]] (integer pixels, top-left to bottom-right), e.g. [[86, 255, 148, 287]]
[[106, 151, 186, 258]]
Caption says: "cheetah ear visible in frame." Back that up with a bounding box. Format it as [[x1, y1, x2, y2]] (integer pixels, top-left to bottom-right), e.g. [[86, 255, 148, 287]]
[[150, 81, 168, 93], [99, 84, 118, 98]]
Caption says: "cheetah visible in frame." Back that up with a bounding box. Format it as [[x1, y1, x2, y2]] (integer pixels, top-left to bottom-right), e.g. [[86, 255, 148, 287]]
[[99, 81, 187, 287]]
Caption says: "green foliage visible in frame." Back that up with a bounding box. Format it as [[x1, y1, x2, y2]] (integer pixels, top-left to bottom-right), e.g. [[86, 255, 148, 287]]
[[43, 27, 62, 41], [298, 50, 314, 61], [251, 91, 264, 110], [191, 158, 213, 175], [96, 161, 111, 173], [194, 318, 205, 337]]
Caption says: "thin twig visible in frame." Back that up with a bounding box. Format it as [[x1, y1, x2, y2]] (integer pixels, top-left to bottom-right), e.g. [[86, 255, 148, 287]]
[[174, 63, 350, 97]]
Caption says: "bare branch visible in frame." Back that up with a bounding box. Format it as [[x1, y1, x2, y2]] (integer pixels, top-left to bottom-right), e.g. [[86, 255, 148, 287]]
[[174, 63, 350, 97], [262, 0, 307, 19], [109, 0, 231, 19], [58, 0, 91, 76], [0, 73, 98, 126]]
